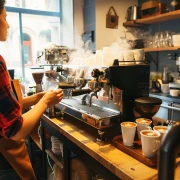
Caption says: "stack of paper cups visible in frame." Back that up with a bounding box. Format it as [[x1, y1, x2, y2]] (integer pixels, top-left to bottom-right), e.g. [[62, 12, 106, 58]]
[[123, 50, 135, 65], [102, 46, 114, 66], [88, 54, 96, 66], [111, 46, 124, 65], [95, 50, 103, 66], [133, 49, 144, 64]]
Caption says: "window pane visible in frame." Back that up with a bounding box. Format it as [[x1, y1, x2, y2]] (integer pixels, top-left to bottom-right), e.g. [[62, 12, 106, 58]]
[[21, 14, 60, 85], [0, 12, 61, 84], [22, 14, 60, 66], [0, 12, 22, 79], [6, 0, 60, 12]]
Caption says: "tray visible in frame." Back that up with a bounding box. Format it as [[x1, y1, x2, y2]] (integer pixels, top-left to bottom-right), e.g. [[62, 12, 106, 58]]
[[112, 135, 158, 167]]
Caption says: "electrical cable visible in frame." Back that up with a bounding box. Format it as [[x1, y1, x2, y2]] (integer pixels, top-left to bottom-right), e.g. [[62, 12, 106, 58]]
[[47, 153, 57, 180]]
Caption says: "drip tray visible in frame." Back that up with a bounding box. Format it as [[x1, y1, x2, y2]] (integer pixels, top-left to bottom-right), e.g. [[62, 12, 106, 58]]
[[55, 97, 120, 129]]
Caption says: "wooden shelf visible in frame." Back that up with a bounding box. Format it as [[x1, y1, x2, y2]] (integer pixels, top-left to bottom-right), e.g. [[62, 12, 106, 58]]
[[123, 20, 145, 27], [45, 149, 64, 169], [123, 10, 180, 27], [144, 46, 180, 52]]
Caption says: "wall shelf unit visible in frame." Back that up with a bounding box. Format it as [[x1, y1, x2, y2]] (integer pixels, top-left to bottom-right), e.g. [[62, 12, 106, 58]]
[[144, 46, 180, 52], [123, 10, 180, 27]]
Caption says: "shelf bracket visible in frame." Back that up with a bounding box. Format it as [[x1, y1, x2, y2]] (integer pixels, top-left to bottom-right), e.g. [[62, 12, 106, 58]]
[[146, 52, 159, 70]]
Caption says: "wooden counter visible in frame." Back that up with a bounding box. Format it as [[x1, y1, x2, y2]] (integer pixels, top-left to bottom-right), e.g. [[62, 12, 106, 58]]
[[36, 114, 180, 180]]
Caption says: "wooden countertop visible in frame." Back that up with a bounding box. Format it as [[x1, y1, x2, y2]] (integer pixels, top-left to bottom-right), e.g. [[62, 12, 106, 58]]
[[40, 114, 180, 180]]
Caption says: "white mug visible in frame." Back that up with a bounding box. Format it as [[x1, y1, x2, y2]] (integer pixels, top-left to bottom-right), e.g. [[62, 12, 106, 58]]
[[121, 122, 137, 146], [140, 130, 160, 158], [136, 118, 152, 139], [161, 84, 170, 93], [170, 89, 179, 96]]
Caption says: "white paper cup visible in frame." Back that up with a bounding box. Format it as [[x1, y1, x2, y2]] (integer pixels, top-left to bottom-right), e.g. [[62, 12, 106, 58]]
[[140, 130, 160, 158], [123, 50, 134, 60], [121, 122, 137, 146], [136, 118, 152, 139], [133, 49, 144, 60], [153, 126, 168, 142]]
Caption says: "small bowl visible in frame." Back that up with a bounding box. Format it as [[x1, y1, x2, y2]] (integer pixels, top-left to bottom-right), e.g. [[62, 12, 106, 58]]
[[170, 89, 179, 96]]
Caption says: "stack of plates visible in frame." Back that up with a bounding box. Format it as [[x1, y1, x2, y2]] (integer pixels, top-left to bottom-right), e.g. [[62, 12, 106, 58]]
[[51, 136, 62, 155]]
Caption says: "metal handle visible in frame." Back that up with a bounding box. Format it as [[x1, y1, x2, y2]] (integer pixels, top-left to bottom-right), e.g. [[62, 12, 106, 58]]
[[161, 104, 180, 112]]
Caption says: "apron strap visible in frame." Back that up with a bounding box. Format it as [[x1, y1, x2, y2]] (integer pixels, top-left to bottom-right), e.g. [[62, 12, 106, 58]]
[[11, 79, 23, 111]]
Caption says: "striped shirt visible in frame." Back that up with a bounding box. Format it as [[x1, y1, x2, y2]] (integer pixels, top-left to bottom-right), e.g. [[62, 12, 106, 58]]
[[0, 55, 22, 138]]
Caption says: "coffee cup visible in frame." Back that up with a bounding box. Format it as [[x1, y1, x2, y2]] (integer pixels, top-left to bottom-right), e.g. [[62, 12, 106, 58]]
[[161, 84, 170, 93], [121, 122, 137, 146], [133, 49, 144, 64], [170, 89, 179, 96], [153, 126, 168, 142], [136, 118, 152, 139], [122, 50, 135, 65], [140, 130, 160, 158]]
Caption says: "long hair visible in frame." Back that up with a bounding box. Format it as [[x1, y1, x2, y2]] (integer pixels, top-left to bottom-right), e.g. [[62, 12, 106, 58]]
[[0, 0, 5, 14]]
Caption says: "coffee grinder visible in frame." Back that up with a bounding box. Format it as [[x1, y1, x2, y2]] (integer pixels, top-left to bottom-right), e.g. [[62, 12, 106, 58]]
[[31, 67, 44, 93], [134, 96, 162, 121]]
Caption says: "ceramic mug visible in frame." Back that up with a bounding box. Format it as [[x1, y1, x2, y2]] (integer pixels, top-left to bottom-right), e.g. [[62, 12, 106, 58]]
[[161, 84, 170, 93], [170, 89, 179, 96]]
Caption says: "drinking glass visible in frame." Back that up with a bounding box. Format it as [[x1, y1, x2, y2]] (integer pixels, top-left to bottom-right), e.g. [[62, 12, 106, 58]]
[[154, 32, 160, 48]]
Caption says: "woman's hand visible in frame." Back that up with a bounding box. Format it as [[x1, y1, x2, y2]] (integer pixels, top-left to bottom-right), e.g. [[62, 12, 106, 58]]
[[40, 89, 64, 108]]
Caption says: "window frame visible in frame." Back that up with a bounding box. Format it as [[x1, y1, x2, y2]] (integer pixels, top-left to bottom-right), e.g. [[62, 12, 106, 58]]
[[5, 0, 62, 78]]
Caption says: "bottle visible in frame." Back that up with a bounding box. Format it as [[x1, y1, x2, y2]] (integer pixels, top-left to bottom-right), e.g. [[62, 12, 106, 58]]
[[170, 0, 180, 11], [162, 67, 168, 84]]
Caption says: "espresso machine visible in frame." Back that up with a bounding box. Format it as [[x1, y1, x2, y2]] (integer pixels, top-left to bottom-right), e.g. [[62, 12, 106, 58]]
[[51, 64, 150, 142]]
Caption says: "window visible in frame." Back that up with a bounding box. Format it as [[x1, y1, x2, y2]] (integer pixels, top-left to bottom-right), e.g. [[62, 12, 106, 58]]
[[0, 0, 73, 88]]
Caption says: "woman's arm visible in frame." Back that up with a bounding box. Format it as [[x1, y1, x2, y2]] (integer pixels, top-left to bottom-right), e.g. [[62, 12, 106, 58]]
[[11, 89, 63, 141], [22, 91, 46, 110], [0, 56, 64, 140]]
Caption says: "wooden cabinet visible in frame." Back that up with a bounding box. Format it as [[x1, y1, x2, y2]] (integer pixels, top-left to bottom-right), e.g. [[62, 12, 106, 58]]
[[28, 115, 120, 180]]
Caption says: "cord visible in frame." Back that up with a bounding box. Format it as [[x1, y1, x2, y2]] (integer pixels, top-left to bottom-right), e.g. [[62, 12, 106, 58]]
[[47, 153, 58, 180]]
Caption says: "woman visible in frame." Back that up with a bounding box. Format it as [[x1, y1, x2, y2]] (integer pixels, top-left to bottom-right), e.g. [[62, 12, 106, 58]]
[[0, 0, 64, 179]]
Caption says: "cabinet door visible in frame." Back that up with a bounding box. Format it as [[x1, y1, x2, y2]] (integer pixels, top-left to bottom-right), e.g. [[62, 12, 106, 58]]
[[154, 101, 171, 120], [171, 103, 180, 121]]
